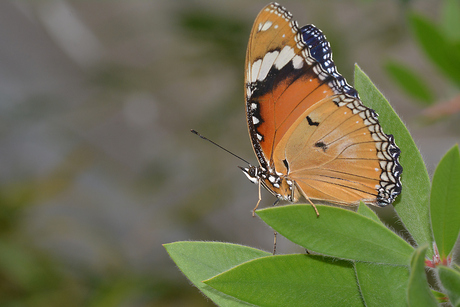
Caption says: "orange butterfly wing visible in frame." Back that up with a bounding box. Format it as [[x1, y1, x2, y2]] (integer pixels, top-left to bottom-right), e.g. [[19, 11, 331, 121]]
[[243, 3, 402, 206]]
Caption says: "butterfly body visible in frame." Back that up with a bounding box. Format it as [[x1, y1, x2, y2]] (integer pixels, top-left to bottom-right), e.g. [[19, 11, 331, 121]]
[[242, 3, 402, 208]]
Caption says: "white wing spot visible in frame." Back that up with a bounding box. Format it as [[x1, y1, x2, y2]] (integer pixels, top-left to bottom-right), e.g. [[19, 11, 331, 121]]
[[252, 116, 259, 124], [292, 55, 304, 69], [251, 59, 262, 83], [274, 46, 295, 69], [258, 51, 279, 81], [381, 172, 389, 181], [261, 20, 273, 31]]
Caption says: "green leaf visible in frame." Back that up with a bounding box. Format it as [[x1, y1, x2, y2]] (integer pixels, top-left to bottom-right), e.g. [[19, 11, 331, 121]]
[[407, 245, 438, 307], [441, 0, 460, 41], [354, 65, 433, 254], [409, 13, 460, 86], [438, 265, 460, 306], [454, 263, 460, 272], [164, 241, 270, 306], [431, 289, 449, 303], [355, 262, 409, 306], [257, 204, 413, 265], [384, 60, 434, 105], [430, 145, 460, 259], [357, 201, 382, 224], [205, 254, 363, 307]]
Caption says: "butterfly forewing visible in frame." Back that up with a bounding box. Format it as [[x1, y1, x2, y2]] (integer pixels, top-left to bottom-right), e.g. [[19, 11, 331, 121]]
[[245, 4, 334, 168], [243, 3, 402, 207]]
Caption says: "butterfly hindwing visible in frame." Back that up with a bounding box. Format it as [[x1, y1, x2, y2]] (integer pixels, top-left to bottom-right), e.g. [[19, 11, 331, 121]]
[[273, 94, 395, 205]]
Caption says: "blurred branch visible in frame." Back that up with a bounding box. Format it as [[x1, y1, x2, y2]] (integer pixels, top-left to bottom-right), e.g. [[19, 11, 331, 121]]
[[420, 94, 460, 123]]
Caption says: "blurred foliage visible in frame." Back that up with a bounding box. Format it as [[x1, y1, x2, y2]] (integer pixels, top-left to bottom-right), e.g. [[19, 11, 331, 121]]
[[0, 3, 231, 306], [0, 0, 253, 304], [384, 60, 435, 105], [176, 6, 251, 141], [0, 185, 80, 306], [177, 8, 249, 67], [409, 12, 460, 87], [385, 0, 460, 122], [0, 181, 214, 306]]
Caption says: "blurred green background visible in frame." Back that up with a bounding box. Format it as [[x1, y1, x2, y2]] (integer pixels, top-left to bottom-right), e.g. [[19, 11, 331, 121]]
[[1, 0, 459, 306]]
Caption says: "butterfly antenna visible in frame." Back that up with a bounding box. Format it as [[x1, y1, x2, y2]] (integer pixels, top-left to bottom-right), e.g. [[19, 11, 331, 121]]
[[191, 129, 252, 165]]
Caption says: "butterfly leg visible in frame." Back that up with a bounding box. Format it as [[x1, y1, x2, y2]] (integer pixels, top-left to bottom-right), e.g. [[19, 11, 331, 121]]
[[305, 195, 319, 217], [252, 179, 262, 217], [306, 197, 319, 217], [293, 182, 320, 217], [298, 189, 319, 216], [271, 199, 280, 254]]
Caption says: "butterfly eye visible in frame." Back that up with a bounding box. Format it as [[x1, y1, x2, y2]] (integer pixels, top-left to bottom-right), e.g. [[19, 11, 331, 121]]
[[239, 166, 259, 185]]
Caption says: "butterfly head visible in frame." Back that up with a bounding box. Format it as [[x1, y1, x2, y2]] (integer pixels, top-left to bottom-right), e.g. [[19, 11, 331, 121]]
[[239, 165, 259, 185], [239, 165, 299, 202]]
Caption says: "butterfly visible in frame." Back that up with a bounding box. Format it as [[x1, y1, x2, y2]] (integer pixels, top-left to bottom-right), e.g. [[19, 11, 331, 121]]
[[240, 2, 402, 215]]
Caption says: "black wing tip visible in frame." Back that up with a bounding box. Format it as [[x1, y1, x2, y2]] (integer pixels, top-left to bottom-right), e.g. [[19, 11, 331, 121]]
[[299, 24, 358, 98]]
